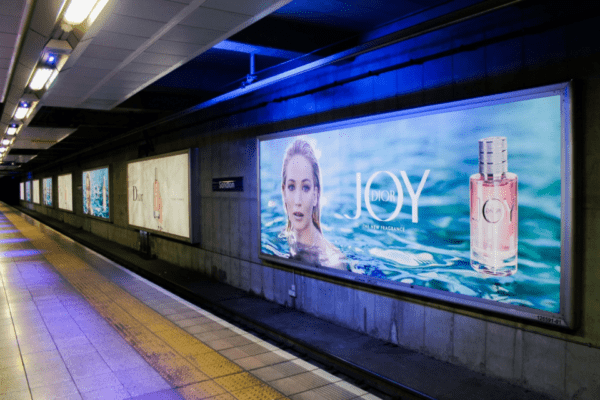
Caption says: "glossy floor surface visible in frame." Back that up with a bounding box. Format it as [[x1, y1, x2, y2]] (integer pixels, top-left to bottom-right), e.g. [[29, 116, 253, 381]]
[[0, 205, 378, 400]]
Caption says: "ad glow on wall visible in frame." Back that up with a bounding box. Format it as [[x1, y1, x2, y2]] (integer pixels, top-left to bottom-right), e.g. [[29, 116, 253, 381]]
[[83, 167, 109, 219], [20, 182, 24, 200], [259, 83, 573, 327], [127, 151, 192, 241], [32, 180, 40, 204], [25, 181, 31, 202], [58, 174, 73, 211], [43, 177, 52, 207]]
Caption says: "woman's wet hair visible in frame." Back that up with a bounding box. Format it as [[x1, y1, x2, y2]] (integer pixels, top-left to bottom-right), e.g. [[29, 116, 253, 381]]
[[281, 139, 322, 233]]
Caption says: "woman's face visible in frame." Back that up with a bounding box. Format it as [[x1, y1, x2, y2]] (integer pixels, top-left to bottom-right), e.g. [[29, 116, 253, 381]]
[[284, 155, 318, 233]]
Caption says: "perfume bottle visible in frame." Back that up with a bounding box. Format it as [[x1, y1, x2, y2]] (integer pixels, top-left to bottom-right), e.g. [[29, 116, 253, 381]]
[[102, 175, 107, 212], [470, 137, 518, 276], [153, 168, 163, 228], [85, 172, 91, 215]]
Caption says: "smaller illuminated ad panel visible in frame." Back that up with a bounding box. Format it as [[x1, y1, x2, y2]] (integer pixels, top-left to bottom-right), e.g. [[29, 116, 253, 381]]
[[25, 181, 31, 202], [58, 174, 73, 211], [32, 180, 40, 204], [127, 152, 190, 239], [83, 167, 109, 219], [20, 182, 24, 200], [259, 83, 573, 326], [43, 177, 52, 207]]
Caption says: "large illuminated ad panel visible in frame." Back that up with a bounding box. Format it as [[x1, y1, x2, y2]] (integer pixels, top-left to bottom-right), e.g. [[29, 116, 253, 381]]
[[259, 83, 573, 328], [43, 177, 53, 207], [32, 180, 40, 204], [58, 174, 73, 211], [25, 181, 31, 202], [82, 167, 110, 220], [20, 182, 24, 200], [127, 149, 199, 243]]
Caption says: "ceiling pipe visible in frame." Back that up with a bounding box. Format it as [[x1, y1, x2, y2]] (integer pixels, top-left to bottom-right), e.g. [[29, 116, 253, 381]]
[[179, 0, 524, 116], [32, 0, 525, 172]]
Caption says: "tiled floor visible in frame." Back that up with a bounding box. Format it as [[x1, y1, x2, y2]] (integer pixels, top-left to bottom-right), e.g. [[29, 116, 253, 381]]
[[0, 205, 380, 400]]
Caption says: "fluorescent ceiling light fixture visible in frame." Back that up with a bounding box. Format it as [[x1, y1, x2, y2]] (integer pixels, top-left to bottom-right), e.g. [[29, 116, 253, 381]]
[[14, 102, 30, 120], [6, 125, 19, 136], [46, 70, 60, 90], [0, 147, 6, 153], [29, 67, 54, 90], [88, 0, 109, 24], [2, 139, 10, 146], [64, 0, 107, 25]]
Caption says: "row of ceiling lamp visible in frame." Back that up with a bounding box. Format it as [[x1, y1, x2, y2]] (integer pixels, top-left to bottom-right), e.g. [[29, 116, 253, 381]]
[[1, 0, 109, 164]]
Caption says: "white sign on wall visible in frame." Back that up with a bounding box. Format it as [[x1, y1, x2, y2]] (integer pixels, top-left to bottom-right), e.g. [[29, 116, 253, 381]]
[[127, 151, 191, 239], [32, 179, 40, 204], [58, 174, 73, 211]]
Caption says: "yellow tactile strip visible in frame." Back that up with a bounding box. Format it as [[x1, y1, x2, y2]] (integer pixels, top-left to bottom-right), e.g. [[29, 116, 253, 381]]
[[2, 207, 378, 400], [2, 208, 288, 400]]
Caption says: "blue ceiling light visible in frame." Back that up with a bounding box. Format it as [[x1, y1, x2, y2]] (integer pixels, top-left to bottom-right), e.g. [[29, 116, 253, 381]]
[[6, 124, 19, 135], [14, 101, 30, 120]]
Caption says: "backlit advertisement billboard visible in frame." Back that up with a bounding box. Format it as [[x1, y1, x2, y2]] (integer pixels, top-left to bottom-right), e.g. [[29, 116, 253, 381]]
[[43, 177, 52, 207], [83, 167, 109, 219], [20, 182, 24, 200], [32, 180, 40, 204], [25, 181, 31, 202], [58, 174, 73, 211], [259, 83, 573, 327], [127, 150, 197, 242]]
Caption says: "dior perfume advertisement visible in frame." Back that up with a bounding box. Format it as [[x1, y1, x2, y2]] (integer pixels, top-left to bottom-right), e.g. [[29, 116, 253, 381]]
[[127, 151, 191, 240], [32, 179, 40, 204], [58, 173, 73, 211], [25, 181, 31, 202], [43, 177, 52, 207], [259, 84, 570, 318], [82, 167, 109, 219]]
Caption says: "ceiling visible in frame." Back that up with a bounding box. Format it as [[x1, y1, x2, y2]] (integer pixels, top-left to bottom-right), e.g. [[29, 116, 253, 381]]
[[0, 0, 452, 177]]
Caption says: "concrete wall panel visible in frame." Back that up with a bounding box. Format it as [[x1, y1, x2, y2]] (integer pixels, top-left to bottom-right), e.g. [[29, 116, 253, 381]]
[[522, 331, 566, 395], [424, 307, 453, 361], [452, 314, 486, 372]]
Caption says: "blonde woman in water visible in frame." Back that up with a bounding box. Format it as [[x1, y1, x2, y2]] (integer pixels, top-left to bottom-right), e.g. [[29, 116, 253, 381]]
[[281, 139, 345, 269]]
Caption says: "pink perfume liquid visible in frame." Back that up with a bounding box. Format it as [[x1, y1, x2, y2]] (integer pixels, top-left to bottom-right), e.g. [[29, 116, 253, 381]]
[[470, 172, 518, 276]]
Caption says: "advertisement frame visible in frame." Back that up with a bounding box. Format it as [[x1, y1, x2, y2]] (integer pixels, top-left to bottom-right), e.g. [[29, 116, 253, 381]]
[[32, 179, 40, 204], [82, 165, 111, 222], [42, 176, 53, 207], [25, 181, 31, 202], [57, 173, 74, 212], [126, 149, 200, 244], [257, 82, 574, 329]]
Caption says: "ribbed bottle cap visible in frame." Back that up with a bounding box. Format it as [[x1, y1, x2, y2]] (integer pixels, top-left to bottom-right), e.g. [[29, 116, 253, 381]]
[[479, 136, 507, 176]]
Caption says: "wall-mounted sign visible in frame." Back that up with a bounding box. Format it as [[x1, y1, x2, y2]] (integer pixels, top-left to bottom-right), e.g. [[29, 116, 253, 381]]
[[20, 182, 24, 200], [82, 167, 109, 220], [43, 177, 52, 207], [213, 177, 243, 192], [58, 174, 73, 211], [32, 180, 40, 204], [258, 83, 573, 327], [25, 181, 31, 202], [127, 150, 199, 242]]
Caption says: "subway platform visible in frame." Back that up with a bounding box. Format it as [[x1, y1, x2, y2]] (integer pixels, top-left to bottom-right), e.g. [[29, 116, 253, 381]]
[[0, 205, 378, 400], [1, 204, 551, 400]]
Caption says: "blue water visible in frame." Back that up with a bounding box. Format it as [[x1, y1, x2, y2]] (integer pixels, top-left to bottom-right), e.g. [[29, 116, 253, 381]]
[[83, 169, 109, 219], [260, 95, 562, 313]]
